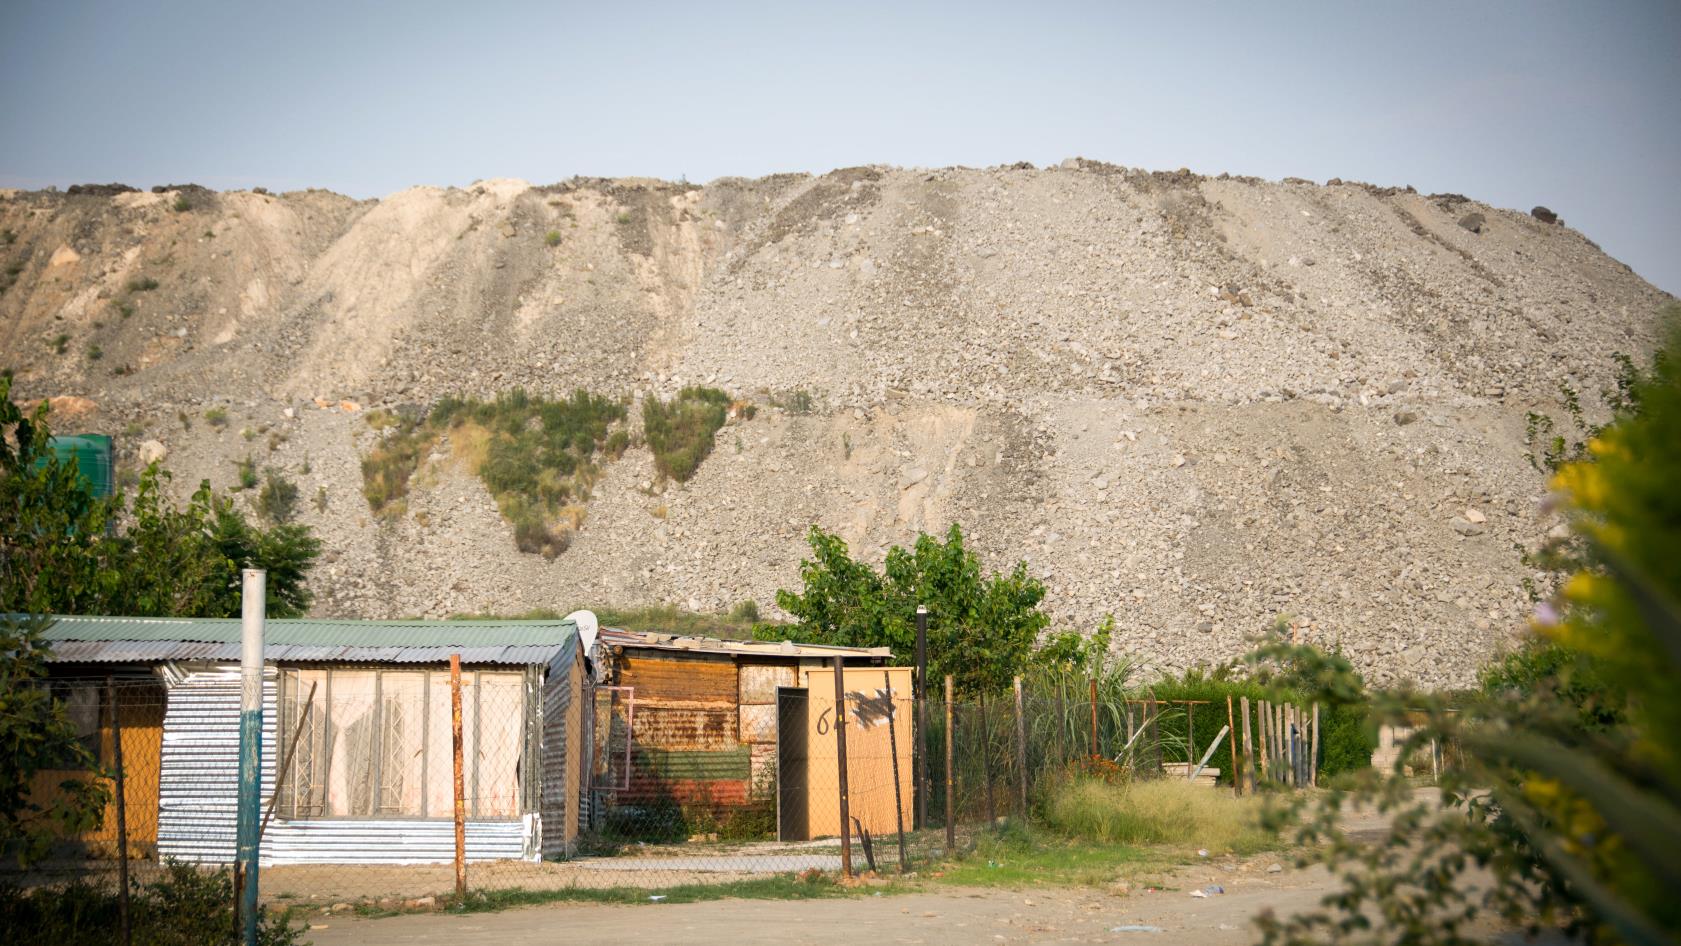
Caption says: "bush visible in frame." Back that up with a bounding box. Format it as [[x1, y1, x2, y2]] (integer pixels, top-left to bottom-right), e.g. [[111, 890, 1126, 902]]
[[643, 386, 730, 482], [255, 468, 299, 524], [233, 456, 258, 491], [126, 276, 159, 293], [544, 229, 562, 246], [52, 334, 70, 355], [0, 861, 303, 946], [203, 407, 227, 428]]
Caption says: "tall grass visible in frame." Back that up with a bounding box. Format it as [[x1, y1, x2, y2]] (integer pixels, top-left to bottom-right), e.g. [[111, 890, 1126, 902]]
[[1039, 776, 1270, 854]]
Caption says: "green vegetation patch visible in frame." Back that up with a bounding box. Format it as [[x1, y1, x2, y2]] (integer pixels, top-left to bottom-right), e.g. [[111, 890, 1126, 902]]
[[644, 386, 730, 482], [362, 389, 628, 557]]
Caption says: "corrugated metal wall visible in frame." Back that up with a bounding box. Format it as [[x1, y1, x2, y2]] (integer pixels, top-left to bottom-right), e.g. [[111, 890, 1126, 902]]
[[156, 668, 279, 863], [539, 634, 578, 860], [157, 665, 550, 865]]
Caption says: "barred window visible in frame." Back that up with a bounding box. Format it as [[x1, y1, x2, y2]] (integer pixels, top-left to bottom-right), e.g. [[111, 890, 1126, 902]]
[[277, 668, 528, 820]]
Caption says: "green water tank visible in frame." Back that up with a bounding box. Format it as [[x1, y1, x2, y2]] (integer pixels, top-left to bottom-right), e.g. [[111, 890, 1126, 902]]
[[41, 434, 115, 498]]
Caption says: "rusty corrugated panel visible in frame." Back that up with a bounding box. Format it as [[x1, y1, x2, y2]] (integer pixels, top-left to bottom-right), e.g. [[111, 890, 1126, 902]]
[[632, 704, 738, 750], [618, 653, 737, 704], [739, 704, 778, 744]]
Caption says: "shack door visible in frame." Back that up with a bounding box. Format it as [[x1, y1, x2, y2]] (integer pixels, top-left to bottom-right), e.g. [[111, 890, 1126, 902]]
[[776, 686, 809, 842]]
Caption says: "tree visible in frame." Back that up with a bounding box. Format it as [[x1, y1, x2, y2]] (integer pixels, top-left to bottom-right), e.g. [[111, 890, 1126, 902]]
[[1258, 311, 1681, 945], [768, 524, 1049, 693], [0, 376, 321, 618], [0, 614, 109, 866]]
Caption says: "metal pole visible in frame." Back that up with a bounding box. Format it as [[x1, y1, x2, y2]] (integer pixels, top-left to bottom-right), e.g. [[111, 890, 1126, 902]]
[[914, 605, 928, 831], [451, 654, 466, 899], [107, 677, 131, 946], [833, 656, 852, 878], [1013, 677, 1028, 815], [943, 675, 954, 852], [884, 672, 908, 872], [236, 569, 265, 946]]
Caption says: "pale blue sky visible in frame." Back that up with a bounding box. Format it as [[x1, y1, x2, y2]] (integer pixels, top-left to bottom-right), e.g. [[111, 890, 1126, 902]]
[[2, 0, 1676, 292]]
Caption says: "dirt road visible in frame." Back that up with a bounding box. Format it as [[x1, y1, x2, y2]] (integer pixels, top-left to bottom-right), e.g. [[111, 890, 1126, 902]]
[[303, 863, 1335, 946]]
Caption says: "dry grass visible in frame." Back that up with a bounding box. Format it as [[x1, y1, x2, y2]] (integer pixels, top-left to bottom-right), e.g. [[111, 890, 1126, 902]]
[[1040, 776, 1271, 855]]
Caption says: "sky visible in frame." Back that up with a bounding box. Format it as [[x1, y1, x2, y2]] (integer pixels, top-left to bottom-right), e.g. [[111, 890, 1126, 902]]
[[1, 0, 1676, 293]]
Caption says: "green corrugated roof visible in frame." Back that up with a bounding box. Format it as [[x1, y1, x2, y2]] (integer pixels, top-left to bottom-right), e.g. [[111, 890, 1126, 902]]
[[36, 614, 577, 648]]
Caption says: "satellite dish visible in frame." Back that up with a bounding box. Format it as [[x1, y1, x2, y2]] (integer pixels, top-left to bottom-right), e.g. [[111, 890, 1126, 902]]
[[565, 610, 599, 656]]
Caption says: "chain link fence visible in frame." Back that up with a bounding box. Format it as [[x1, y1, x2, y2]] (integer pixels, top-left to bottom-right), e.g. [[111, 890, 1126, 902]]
[[4, 668, 1337, 916]]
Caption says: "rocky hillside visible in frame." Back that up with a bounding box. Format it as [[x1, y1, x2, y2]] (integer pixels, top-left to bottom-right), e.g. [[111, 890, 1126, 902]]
[[1, 163, 1671, 687]]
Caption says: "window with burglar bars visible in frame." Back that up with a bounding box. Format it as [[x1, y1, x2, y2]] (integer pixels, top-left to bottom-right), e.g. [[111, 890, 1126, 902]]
[[277, 668, 530, 820]]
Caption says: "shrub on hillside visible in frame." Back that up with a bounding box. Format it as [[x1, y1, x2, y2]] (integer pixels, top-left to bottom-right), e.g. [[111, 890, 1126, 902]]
[[643, 386, 730, 482]]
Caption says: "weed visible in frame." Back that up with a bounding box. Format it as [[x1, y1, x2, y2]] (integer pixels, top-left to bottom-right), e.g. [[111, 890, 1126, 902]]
[[644, 386, 730, 482], [267, 430, 289, 451], [172, 194, 193, 212], [650, 503, 668, 519], [545, 229, 562, 247], [605, 429, 631, 459], [730, 599, 760, 623], [52, 333, 71, 355], [256, 468, 300, 523], [110, 363, 132, 377], [242, 427, 257, 441], [123, 421, 144, 437], [298, 456, 311, 475], [204, 407, 228, 428], [178, 411, 191, 431], [203, 229, 215, 239], [126, 276, 159, 292], [86, 344, 102, 361], [615, 211, 632, 225], [842, 432, 852, 459], [442, 872, 849, 914], [0, 228, 14, 245], [233, 455, 259, 491], [771, 388, 817, 414], [313, 485, 328, 513], [114, 299, 135, 319]]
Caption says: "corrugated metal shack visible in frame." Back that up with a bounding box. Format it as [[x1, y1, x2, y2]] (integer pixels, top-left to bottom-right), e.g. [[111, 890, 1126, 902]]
[[590, 629, 892, 836], [38, 615, 590, 865]]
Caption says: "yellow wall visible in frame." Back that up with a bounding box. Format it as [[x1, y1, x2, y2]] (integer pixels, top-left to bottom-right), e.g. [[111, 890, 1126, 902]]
[[799, 666, 914, 838]]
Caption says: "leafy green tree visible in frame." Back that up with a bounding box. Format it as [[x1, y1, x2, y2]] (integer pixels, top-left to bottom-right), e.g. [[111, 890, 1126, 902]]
[[768, 524, 1049, 693], [0, 614, 109, 866], [0, 376, 320, 618], [1257, 311, 1681, 946]]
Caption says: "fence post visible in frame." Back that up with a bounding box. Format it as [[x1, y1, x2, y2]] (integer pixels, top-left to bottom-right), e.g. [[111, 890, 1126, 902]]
[[1256, 700, 1269, 783], [1144, 695, 1160, 776], [107, 678, 131, 946], [450, 653, 466, 899], [1311, 703, 1321, 788], [943, 675, 955, 852], [1088, 678, 1098, 757], [236, 569, 264, 946], [884, 671, 908, 872], [1225, 695, 1239, 796], [833, 656, 853, 878], [914, 605, 928, 831], [1240, 697, 1255, 793], [1013, 676, 1028, 816], [978, 690, 996, 824]]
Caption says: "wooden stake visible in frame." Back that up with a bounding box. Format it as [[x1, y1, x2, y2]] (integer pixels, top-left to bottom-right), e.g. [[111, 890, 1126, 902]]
[[943, 676, 955, 852], [1225, 695, 1239, 796], [1239, 697, 1255, 793], [979, 690, 996, 824], [833, 656, 852, 878], [1256, 700, 1269, 783], [1013, 677, 1028, 815], [1088, 678, 1098, 758], [1310, 703, 1320, 788], [884, 672, 908, 872], [451, 654, 466, 899]]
